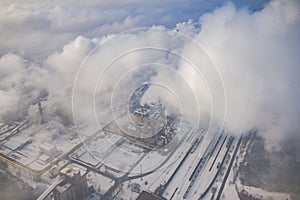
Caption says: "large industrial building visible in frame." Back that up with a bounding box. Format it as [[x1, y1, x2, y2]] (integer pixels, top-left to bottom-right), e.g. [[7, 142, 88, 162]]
[[0, 81, 242, 200], [103, 105, 178, 150], [53, 165, 89, 200]]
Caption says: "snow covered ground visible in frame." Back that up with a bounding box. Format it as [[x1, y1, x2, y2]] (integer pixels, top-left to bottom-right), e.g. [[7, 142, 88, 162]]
[[86, 171, 115, 195]]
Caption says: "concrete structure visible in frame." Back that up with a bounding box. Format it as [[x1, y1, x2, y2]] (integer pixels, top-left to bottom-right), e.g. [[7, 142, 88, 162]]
[[53, 165, 89, 200], [37, 154, 51, 165], [54, 183, 74, 200], [3, 138, 32, 151], [40, 142, 57, 157], [133, 107, 150, 125]]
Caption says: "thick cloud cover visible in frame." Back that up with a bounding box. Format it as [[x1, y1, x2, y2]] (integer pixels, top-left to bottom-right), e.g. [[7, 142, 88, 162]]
[[0, 0, 299, 149], [196, 0, 300, 146], [0, 0, 269, 56]]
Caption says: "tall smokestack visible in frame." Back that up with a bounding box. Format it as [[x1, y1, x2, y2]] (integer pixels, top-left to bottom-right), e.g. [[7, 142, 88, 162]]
[[38, 100, 45, 124]]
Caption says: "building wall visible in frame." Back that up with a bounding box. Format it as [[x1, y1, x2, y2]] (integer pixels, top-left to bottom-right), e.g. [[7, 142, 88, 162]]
[[54, 169, 89, 200]]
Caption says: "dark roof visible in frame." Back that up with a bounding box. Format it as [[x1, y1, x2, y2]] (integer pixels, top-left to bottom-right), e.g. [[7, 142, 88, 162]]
[[136, 191, 167, 200]]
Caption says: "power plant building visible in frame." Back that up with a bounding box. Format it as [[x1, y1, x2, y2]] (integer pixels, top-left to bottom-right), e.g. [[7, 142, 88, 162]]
[[53, 165, 89, 200]]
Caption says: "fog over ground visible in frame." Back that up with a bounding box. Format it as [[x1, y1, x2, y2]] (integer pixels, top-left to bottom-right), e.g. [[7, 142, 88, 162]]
[[0, 0, 299, 152]]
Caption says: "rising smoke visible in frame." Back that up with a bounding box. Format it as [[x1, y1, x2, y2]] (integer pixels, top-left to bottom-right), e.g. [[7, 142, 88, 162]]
[[0, 0, 299, 150]]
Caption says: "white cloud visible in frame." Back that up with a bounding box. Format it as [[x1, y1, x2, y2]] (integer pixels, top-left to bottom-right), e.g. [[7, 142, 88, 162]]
[[190, 0, 300, 146], [0, 0, 298, 149]]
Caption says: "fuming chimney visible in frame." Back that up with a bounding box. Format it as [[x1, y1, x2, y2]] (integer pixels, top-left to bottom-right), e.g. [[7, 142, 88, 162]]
[[38, 100, 45, 124]]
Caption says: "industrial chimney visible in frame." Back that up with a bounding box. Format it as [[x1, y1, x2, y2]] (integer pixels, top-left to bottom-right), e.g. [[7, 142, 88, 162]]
[[38, 100, 45, 124]]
